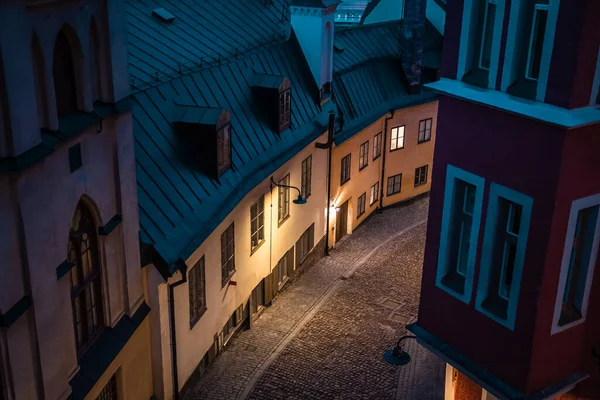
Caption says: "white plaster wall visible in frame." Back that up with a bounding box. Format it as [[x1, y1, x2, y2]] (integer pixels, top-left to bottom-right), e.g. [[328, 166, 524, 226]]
[[151, 132, 329, 396]]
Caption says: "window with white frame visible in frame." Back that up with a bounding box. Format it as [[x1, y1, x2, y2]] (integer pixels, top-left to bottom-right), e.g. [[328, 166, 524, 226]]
[[373, 132, 382, 160], [525, 2, 549, 81], [250, 196, 265, 252], [390, 126, 405, 151], [436, 165, 485, 304], [552, 194, 600, 333], [370, 182, 379, 205], [418, 118, 432, 143], [475, 183, 533, 330]]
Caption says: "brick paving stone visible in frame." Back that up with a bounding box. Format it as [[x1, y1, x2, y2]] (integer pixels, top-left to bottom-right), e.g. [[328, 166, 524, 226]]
[[186, 197, 443, 400]]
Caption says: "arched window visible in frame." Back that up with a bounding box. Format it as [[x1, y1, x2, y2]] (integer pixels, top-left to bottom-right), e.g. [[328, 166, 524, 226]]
[[53, 29, 79, 117], [90, 19, 102, 102], [68, 202, 104, 353], [32, 34, 49, 128]]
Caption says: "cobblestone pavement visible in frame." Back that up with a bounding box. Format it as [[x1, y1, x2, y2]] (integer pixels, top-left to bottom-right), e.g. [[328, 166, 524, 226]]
[[187, 197, 444, 400]]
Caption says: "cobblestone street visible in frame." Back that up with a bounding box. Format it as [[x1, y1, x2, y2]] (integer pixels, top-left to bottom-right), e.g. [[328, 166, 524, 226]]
[[187, 196, 444, 400]]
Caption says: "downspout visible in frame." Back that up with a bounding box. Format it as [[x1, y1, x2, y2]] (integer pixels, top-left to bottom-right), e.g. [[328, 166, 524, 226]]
[[379, 109, 395, 212], [269, 182, 273, 274], [168, 262, 187, 400], [316, 112, 336, 256]]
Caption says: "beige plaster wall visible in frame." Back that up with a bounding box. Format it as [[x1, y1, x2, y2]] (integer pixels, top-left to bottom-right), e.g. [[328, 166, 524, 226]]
[[150, 132, 330, 397], [328, 101, 438, 249]]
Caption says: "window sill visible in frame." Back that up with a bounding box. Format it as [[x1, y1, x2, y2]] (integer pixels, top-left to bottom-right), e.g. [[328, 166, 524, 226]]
[[357, 211, 365, 219], [278, 214, 291, 228], [370, 200, 378, 207], [190, 307, 207, 330], [506, 77, 538, 101], [414, 182, 427, 188], [389, 147, 405, 153], [558, 306, 583, 327], [359, 165, 368, 172], [417, 138, 431, 145], [481, 296, 508, 321], [221, 271, 236, 288], [387, 191, 401, 197], [340, 179, 350, 187], [461, 68, 489, 89], [250, 240, 266, 256], [373, 154, 381, 162], [440, 273, 466, 296]]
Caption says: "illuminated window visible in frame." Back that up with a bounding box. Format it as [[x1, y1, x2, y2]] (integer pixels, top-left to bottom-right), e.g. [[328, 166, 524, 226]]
[[390, 126, 405, 151]]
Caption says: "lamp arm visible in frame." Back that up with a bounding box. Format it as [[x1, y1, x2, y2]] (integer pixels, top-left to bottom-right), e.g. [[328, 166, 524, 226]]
[[395, 335, 417, 349], [270, 177, 303, 198]]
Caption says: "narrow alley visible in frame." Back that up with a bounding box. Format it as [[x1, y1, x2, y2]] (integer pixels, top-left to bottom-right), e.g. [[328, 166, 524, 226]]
[[187, 196, 445, 400]]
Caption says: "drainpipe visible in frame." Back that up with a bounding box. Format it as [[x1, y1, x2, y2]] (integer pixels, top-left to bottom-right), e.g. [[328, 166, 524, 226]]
[[168, 262, 187, 400], [379, 109, 395, 212], [316, 112, 336, 256]]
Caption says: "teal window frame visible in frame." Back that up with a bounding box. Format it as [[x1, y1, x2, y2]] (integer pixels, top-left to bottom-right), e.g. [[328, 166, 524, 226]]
[[475, 183, 533, 331], [551, 194, 600, 334], [435, 165, 485, 304]]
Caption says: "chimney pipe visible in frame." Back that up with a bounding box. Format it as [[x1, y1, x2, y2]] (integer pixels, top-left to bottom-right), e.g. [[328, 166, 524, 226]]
[[401, 0, 426, 94]]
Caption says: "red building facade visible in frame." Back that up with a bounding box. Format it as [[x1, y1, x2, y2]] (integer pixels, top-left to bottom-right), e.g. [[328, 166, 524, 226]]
[[408, 0, 600, 399]]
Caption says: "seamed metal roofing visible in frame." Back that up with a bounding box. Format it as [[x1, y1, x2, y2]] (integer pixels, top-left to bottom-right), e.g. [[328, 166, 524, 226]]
[[126, 0, 291, 92], [332, 20, 442, 144]]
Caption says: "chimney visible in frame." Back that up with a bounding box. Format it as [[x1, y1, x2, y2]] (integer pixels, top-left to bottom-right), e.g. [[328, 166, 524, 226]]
[[401, 0, 426, 94], [290, 0, 340, 102]]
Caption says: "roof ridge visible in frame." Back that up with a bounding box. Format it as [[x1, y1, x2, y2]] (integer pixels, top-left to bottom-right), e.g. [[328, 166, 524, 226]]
[[335, 19, 402, 35]]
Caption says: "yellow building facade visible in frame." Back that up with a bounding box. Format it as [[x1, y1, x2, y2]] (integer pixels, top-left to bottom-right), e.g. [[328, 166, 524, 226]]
[[329, 101, 438, 248]]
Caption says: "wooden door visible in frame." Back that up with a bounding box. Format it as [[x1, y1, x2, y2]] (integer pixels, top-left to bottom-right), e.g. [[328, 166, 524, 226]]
[[336, 200, 348, 242]]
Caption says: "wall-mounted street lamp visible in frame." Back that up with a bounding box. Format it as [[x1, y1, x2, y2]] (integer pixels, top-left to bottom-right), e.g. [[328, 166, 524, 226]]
[[335, 207, 341, 213], [270, 177, 307, 205], [383, 335, 417, 366]]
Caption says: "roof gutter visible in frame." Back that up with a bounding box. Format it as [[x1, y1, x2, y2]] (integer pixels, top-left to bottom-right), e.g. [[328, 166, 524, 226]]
[[167, 260, 188, 400], [379, 109, 395, 211]]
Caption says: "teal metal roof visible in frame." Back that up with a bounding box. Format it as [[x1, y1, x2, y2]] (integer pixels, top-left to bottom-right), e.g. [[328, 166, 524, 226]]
[[126, 0, 292, 92], [332, 20, 442, 144], [132, 33, 334, 269]]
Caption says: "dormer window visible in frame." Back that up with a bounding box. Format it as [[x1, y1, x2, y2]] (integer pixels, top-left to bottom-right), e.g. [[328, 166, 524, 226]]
[[217, 123, 231, 176], [251, 74, 292, 134], [173, 104, 231, 178], [279, 89, 291, 132], [525, 2, 548, 81]]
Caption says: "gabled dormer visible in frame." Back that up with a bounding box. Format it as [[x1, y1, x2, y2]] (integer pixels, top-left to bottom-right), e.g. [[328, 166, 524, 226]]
[[251, 74, 292, 133], [173, 104, 231, 178], [290, 0, 339, 103]]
